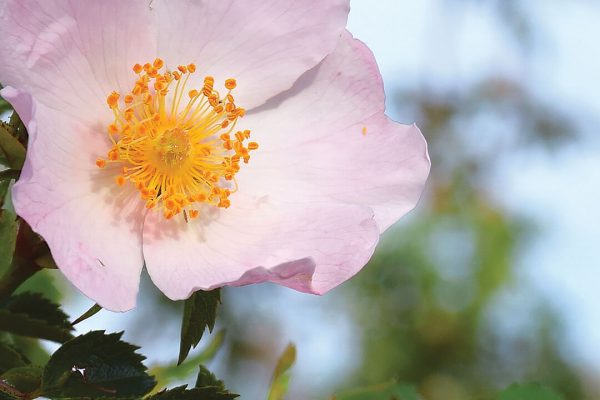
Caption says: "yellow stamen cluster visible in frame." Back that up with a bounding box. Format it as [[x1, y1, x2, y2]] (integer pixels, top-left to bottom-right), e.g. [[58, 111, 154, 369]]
[[97, 58, 258, 220]]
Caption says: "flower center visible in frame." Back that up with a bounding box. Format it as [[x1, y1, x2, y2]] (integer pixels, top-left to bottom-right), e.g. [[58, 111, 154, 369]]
[[153, 128, 192, 170], [97, 59, 258, 220]]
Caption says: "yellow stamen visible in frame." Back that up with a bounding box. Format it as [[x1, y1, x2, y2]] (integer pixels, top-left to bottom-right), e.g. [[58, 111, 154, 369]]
[[97, 60, 258, 220]]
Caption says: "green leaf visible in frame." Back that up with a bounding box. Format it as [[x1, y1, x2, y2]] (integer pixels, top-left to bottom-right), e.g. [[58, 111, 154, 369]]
[[2, 292, 71, 330], [267, 343, 296, 400], [0, 366, 43, 394], [0, 311, 73, 344], [178, 289, 221, 365], [333, 381, 421, 400], [0, 293, 73, 343], [42, 331, 156, 399], [71, 303, 102, 326], [0, 170, 19, 184], [0, 122, 25, 170], [149, 330, 225, 393], [148, 385, 238, 400], [0, 342, 29, 375], [195, 365, 225, 389], [0, 180, 9, 208], [0, 210, 18, 278], [149, 365, 237, 400], [497, 383, 564, 400], [0, 95, 11, 114]]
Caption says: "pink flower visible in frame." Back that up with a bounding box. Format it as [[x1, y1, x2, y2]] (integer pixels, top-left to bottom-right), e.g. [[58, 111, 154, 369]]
[[0, 0, 430, 311]]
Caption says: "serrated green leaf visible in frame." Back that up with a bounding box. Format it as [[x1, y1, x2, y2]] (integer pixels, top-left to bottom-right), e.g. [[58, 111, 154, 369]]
[[42, 331, 156, 399], [0, 210, 18, 278], [2, 292, 71, 330], [178, 289, 221, 365], [0, 293, 73, 343], [267, 343, 296, 400], [195, 365, 225, 390], [0, 123, 25, 170], [0, 366, 43, 394], [149, 330, 225, 393], [333, 381, 421, 400], [497, 383, 564, 400], [0, 342, 29, 375], [0, 310, 73, 344], [148, 385, 238, 400]]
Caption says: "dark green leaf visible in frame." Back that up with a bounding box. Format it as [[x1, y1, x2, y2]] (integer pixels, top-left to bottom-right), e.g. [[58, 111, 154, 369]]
[[71, 303, 102, 326], [0, 293, 73, 343], [1, 366, 43, 394], [0, 95, 11, 114], [0, 310, 73, 344], [267, 343, 296, 400], [195, 365, 225, 390], [0, 342, 28, 375], [0, 122, 25, 170], [7, 113, 27, 147], [42, 331, 156, 399], [333, 381, 421, 400], [1, 292, 71, 330], [150, 330, 226, 391], [0, 180, 9, 208], [0, 210, 18, 277], [178, 289, 221, 365], [0, 170, 19, 184], [498, 383, 564, 400], [148, 385, 238, 400], [33, 250, 58, 270]]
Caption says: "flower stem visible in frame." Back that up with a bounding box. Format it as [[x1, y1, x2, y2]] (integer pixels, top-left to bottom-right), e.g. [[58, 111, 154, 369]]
[[0, 258, 41, 301]]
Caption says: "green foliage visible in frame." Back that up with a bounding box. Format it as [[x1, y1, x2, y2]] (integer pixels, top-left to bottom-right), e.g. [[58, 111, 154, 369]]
[[151, 330, 225, 393], [0, 211, 18, 278], [0, 121, 25, 170], [1, 366, 43, 395], [497, 384, 564, 400], [148, 364, 237, 400], [0, 94, 11, 114], [42, 331, 156, 399], [0, 293, 73, 343], [3, 293, 71, 330], [333, 381, 421, 400], [149, 385, 238, 400], [267, 343, 296, 400], [0, 342, 28, 375], [178, 289, 221, 365], [195, 365, 225, 390], [71, 303, 102, 326]]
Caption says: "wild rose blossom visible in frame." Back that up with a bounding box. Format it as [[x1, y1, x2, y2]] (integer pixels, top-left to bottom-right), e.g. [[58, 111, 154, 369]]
[[0, 0, 430, 311]]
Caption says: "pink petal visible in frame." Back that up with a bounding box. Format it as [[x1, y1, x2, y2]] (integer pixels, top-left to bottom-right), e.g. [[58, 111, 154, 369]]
[[4, 87, 145, 312], [238, 31, 431, 232], [0, 0, 155, 117], [142, 194, 379, 299], [154, 0, 350, 108]]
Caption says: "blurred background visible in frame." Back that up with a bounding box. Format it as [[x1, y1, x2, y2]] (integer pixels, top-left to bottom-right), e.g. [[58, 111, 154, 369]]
[[4, 0, 600, 399]]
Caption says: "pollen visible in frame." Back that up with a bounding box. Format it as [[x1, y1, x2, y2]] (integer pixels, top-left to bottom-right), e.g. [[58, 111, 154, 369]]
[[97, 59, 258, 220]]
